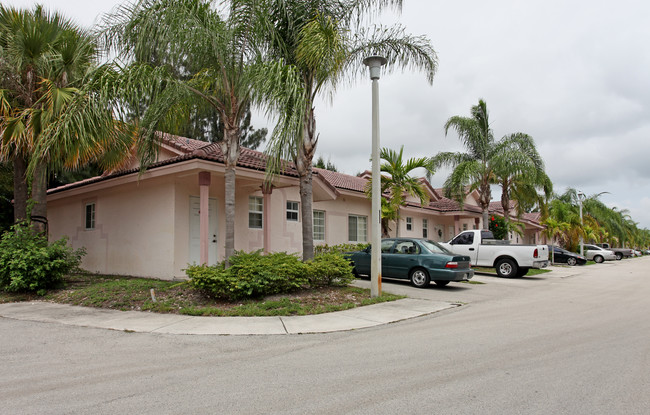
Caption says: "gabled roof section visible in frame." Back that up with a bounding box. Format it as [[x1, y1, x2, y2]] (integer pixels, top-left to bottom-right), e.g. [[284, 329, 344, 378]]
[[314, 168, 368, 193], [427, 197, 483, 214], [522, 212, 542, 223], [48, 133, 300, 195]]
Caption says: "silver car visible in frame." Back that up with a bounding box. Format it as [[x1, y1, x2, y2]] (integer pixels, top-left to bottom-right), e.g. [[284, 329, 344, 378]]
[[583, 244, 617, 263]]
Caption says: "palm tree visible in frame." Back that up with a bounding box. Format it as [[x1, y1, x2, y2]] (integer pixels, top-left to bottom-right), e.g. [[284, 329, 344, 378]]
[[0, 5, 122, 232], [263, 0, 438, 260], [490, 132, 552, 239], [430, 99, 545, 230], [366, 146, 432, 237], [542, 217, 569, 263], [100, 0, 298, 263]]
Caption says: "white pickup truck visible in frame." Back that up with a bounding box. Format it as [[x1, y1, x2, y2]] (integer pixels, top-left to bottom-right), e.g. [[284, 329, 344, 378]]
[[440, 230, 549, 278]]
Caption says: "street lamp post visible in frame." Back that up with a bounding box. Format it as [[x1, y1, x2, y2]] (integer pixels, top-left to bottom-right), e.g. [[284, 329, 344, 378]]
[[578, 191, 585, 256], [363, 55, 387, 298]]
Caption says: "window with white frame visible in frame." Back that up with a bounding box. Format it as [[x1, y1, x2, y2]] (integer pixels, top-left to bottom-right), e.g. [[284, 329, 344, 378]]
[[348, 215, 367, 242], [463, 223, 468, 231], [248, 196, 263, 228], [85, 203, 95, 230], [422, 218, 428, 238], [406, 217, 413, 231], [286, 201, 299, 221], [313, 210, 325, 240]]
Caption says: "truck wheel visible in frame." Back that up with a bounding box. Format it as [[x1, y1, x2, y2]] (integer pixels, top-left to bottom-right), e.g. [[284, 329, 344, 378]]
[[410, 268, 430, 288], [434, 280, 450, 287], [615, 252, 623, 260], [496, 258, 518, 278], [594, 255, 604, 263]]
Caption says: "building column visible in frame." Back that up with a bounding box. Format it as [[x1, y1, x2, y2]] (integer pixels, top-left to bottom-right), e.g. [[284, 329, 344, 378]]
[[262, 183, 273, 254], [199, 171, 211, 265], [454, 215, 460, 234]]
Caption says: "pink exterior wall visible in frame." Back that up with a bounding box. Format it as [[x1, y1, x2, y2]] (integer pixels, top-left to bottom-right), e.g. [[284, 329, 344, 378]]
[[48, 176, 177, 279], [47, 159, 531, 280], [313, 193, 374, 246]]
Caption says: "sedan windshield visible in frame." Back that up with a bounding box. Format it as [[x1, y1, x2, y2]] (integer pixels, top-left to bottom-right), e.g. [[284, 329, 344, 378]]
[[420, 239, 452, 255]]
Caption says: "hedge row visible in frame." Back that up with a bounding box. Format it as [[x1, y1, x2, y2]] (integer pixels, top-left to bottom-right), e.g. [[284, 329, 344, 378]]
[[186, 250, 355, 300]]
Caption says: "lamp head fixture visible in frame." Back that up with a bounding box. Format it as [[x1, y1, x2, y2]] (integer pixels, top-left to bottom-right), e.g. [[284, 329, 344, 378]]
[[363, 55, 388, 80]]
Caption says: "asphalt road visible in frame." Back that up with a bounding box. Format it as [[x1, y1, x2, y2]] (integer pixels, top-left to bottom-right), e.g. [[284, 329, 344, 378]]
[[2, 259, 650, 414]]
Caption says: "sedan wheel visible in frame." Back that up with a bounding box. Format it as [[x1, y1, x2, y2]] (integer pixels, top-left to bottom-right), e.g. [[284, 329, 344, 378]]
[[410, 268, 430, 288], [594, 255, 604, 263], [615, 252, 623, 260], [567, 257, 577, 266]]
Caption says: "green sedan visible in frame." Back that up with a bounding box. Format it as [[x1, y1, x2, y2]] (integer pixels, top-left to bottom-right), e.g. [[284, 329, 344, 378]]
[[346, 238, 474, 288]]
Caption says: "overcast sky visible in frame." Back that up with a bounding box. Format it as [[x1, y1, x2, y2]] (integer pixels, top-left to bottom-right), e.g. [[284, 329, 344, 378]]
[[6, 0, 650, 229]]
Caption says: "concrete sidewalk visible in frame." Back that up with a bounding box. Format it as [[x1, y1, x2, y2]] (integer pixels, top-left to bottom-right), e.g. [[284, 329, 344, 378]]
[[0, 298, 458, 335]]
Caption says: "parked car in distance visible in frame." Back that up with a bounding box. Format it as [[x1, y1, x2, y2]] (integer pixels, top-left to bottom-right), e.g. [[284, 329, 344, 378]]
[[583, 244, 617, 263], [548, 245, 586, 266], [345, 238, 474, 288], [595, 243, 633, 260]]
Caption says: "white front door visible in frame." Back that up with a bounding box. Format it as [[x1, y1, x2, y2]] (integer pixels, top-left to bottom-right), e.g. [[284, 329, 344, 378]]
[[189, 196, 218, 265]]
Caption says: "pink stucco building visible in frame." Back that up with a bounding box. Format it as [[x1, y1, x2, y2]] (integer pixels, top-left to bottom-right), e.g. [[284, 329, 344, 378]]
[[46, 134, 545, 279]]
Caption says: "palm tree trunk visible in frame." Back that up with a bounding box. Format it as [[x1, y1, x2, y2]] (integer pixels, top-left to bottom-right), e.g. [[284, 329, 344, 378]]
[[220, 125, 241, 266], [479, 180, 491, 231], [224, 164, 236, 263], [12, 156, 28, 225], [30, 161, 48, 235], [299, 168, 314, 261], [501, 184, 510, 241], [296, 107, 317, 261], [395, 207, 400, 237]]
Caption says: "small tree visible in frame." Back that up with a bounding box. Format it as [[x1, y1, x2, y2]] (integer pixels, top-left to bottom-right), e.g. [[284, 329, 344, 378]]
[[488, 215, 508, 240], [366, 146, 433, 237]]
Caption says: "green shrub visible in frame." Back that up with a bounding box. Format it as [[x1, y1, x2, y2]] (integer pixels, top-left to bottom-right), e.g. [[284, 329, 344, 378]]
[[228, 251, 308, 298], [489, 215, 508, 240], [185, 262, 230, 298], [314, 243, 369, 255], [0, 224, 85, 295], [187, 250, 357, 300], [187, 251, 309, 300], [306, 252, 355, 287]]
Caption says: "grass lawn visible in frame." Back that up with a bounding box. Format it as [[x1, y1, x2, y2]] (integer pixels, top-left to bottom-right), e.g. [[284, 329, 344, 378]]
[[0, 273, 404, 316]]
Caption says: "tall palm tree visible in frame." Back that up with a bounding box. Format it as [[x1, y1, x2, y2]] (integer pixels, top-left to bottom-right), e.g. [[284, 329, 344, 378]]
[[490, 132, 551, 239], [100, 0, 299, 263], [0, 5, 121, 232], [366, 146, 432, 237], [263, 0, 438, 260], [430, 99, 544, 230]]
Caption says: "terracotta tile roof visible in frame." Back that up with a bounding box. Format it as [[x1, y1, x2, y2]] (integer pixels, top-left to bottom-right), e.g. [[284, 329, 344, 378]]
[[47, 134, 538, 225], [489, 200, 516, 213], [427, 197, 482, 213], [522, 212, 542, 223], [48, 134, 300, 194], [159, 132, 209, 152], [313, 168, 367, 193]]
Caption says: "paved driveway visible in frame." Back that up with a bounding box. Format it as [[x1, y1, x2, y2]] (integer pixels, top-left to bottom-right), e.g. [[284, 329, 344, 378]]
[[2, 259, 649, 414]]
